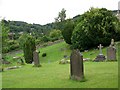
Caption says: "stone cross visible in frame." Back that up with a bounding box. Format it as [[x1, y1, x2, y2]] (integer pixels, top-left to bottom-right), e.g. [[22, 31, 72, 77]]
[[94, 44, 106, 62], [98, 44, 103, 55], [110, 39, 115, 46]]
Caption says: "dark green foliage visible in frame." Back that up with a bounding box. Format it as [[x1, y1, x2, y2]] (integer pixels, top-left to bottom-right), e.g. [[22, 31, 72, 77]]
[[9, 21, 56, 39], [41, 35, 50, 42], [1, 19, 10, 53], [71, 8, 120, 51], [49, 29, 62, 42], [8, 40, 19, 51], [18, 33, 29, 49], [42, 53, 47, 57], [23, 35, 36, 64], [62, 19, 75, 44]]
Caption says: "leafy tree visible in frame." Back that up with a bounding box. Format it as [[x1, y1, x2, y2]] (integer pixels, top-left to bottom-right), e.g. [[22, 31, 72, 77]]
[[58, 8, 66, 22], [54, 8, 75, 44], [1, 19, 10, 53], [71, 8, 120, 51], [18, 33, 29, 49], [55, 8, 66, 22], [49, 29, 62, 40], [62, 19, 75, 44], [23, 35, 36, 64], [55, 8, 66, 30]]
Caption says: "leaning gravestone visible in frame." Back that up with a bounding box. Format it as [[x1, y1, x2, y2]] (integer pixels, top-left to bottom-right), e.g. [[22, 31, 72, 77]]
[[107, 39, 116, 61], [33, 50, 40, 67], [94, 44, 106, 62], [70, 49, 84, 81]]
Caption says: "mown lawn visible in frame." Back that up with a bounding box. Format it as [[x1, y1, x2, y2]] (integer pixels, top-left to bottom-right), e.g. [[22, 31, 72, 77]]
[[2, 62, 118, 88], [1, 41, 119, 88]]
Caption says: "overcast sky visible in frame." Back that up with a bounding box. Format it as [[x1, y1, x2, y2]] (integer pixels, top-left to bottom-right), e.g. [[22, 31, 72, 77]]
[[0, 0, 120, 25]]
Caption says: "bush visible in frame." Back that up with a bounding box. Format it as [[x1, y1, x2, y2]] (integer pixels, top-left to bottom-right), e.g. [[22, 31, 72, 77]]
[[35, 38, 43, 45], [9, 44, 19, 51], [50, 37, 58, 42], [8, 40, 19, 51], [49, 29, 62, 41], [2, 47, 9, 53], [41, 35, 50, 42], [42, 53, 47, 57], [71, 8, 120, 51]]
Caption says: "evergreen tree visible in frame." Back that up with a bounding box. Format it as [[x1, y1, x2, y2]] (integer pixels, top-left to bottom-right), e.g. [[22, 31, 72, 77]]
[[23, 35, 36, 63]]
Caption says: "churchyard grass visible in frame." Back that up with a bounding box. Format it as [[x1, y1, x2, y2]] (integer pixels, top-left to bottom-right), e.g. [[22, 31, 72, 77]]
[[2, 41, 119, 88], [2, 62, 118, 88]]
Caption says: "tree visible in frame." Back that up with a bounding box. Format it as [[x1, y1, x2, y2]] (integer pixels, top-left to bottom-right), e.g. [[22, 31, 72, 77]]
[[55, 8, 66, 30], [23, 34, 36, 64], [54, 8, 75, 44], [62, 19, 75, 44], [1, 19, 10, 53], [49, 29, 62, 41], [71, 8, 120, 51], [58, 8, 66, 22], [18, 33, 28, 49]]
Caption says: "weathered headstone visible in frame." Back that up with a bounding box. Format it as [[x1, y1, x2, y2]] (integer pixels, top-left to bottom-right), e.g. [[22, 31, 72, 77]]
[[33, 50, 40, 67], [94, 44, 106, 62], [70, 49, 84, 81], [107, 39, 116, 61]]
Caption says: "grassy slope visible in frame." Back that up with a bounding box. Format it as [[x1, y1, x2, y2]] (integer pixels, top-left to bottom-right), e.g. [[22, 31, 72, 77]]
[[2, 41, 119, 88]]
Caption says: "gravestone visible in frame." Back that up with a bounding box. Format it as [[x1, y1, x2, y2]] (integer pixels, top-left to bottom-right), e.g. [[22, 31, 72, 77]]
[[33, 50, 40, 67], [94, 44, 106, 62], [107, 39, 116, 61], [70, 49, 84, 81]]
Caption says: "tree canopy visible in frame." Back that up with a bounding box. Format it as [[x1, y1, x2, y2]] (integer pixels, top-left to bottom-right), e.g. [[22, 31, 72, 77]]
[[71, 8, 120, 51], [1, 19, 10, 53], [62, 19, 75, 44]]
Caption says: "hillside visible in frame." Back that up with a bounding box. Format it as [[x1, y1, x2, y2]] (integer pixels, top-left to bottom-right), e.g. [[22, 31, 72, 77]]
[[8, 10, 117, 33], [2, 41, 119, 88]]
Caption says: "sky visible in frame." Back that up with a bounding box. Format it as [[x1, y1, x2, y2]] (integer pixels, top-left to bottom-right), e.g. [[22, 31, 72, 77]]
[[0, 0, 120, 25]]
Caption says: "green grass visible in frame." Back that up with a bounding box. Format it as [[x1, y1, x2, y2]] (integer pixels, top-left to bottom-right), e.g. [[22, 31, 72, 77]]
[[39, 41, 71, 63], [2, 62, 118, 88], [1, 41, 119, 88]]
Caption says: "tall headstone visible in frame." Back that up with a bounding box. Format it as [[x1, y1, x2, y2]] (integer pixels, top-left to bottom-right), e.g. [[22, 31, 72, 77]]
[[70, 49, 84, 81], [107, 39, 116, 61], [33, 50, 40, 67], [94, 44, 106, 62]]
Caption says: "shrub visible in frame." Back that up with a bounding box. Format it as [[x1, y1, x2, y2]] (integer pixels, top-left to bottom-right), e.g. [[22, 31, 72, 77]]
[[50, 37, 58, 42], [9, 44, 19, 51], [42, 53, 47, 57], [41, 35, 50, 42], [8, 40, 19, 51], [2, 47, 9, 53], [35, 38, 42, 45], [49, 29, 62, 41]]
